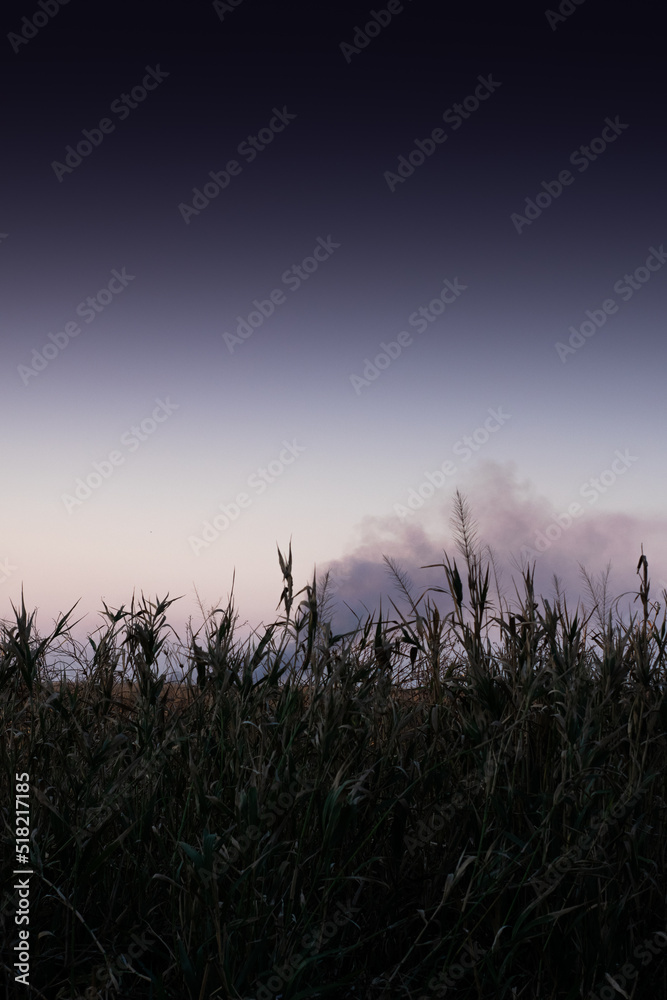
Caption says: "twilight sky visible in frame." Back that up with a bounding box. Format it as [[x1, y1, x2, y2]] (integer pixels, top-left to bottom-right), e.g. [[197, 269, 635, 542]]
[[2, 0, 666, 655]]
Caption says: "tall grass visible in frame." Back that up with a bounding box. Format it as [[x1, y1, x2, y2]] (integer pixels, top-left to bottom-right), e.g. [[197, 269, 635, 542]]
[[2, 492, 667, 999]]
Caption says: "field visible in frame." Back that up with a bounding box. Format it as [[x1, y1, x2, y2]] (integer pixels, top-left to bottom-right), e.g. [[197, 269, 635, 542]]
[[2, 496, 667, 999]]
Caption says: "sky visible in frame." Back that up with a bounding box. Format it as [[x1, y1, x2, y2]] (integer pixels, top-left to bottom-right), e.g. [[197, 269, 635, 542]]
[[1, 0, 666, 663]]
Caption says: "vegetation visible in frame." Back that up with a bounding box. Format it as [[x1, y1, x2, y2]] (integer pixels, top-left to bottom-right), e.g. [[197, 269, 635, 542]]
[[2, 492, 667, 999]]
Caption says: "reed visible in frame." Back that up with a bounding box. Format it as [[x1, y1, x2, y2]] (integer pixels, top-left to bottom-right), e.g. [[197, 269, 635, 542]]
[[2, 494, 666, 999]]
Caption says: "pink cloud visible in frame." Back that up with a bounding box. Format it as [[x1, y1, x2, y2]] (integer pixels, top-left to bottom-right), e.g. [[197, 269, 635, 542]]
[[318, 460, 667, 637]]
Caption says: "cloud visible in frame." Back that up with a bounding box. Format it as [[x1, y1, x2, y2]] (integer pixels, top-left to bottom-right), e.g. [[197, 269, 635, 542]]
[[318, 460, 667, 636]]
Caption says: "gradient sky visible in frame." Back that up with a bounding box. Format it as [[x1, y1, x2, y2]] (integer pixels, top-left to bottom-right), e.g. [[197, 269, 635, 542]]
[[2, 1, 666, 657]]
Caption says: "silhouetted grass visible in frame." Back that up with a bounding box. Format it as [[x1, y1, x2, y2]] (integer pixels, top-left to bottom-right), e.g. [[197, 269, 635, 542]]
[[2, 492, 667, 999]]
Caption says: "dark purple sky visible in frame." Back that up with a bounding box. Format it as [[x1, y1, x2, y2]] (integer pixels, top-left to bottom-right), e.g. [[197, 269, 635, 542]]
[[1, 0, 666, 646]]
